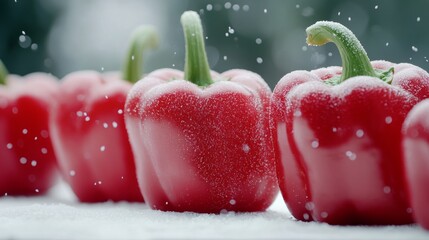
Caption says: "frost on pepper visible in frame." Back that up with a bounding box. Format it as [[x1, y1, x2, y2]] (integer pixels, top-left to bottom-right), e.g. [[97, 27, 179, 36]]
[[126, 69, 278, 213], [49, 25, 158, 203], [0, 71, 58, 196], [272, 21, 429, 225], [124, 11, 278, 213], [49, 71, 143, 202]]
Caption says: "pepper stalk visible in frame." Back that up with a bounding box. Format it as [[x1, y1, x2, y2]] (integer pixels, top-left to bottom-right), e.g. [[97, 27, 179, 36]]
[[181, 11, 214, 87], [306, 21, 393, 85], [122, 26, 158, 83], [0, 60, 8, 85]]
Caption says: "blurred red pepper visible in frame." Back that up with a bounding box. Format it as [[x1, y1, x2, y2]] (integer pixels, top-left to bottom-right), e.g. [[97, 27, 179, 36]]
[[125, 11, 278, 213], [403, 100, 429, 230], [0, 61, 58, 196], [49, 26, 158, 202], [271, 21, 429, 225]]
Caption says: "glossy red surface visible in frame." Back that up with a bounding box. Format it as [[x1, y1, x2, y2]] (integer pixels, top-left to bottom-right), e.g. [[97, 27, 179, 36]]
[[50, 71, 142, 202], [403, 99, 429, 230], [0, 73, 58, 196], [125, 68, 278, 213], [271, 61, 429, 225]]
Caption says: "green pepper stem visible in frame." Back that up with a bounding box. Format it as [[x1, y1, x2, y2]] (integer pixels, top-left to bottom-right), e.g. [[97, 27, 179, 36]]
[[122, 26, 158, 83], [181, 11, 214, 87], [306, 21, 376, 82], [0, 60, 8, 85]]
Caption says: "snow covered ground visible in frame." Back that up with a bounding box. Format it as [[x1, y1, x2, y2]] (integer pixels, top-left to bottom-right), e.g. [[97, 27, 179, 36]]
[[0, 181, 428, 240]]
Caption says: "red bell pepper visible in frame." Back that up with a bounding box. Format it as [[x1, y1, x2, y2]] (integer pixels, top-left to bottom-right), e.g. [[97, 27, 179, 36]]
[[403, 100, 429, 230], [125, 11, 278, 213], [49, 26, 158, 202], [271, 21, 429, 225], [0, 61, 58, 196]]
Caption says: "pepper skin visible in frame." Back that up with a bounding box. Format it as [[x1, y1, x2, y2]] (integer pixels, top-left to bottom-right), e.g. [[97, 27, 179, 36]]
[[49, 27, 157, 202], [125, 11, 278, 213], [0, 61, 58, 196], [271, 21, 429, 225], [403, 100, 429, 230]]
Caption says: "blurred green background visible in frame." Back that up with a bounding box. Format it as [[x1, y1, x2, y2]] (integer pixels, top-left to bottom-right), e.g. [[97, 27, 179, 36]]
[[0, 0, 428, 88]]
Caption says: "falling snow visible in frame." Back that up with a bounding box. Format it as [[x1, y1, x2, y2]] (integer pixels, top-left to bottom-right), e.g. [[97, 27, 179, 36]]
[[31, 43, 38, 50], [385, 116, 393, 124], [345, 151, 357, 161], [383, 186, 391, 194], [242, 144, 250, 153], [305, 202, 314, 211], [356, 129, 364, 138], [228, 26, 235, 34], [41, 148, 48, 154], [311, 140, 319, 149], [19, 157, 27, 164], [18, 34, 32, 48], [41, 130, 49, 138]]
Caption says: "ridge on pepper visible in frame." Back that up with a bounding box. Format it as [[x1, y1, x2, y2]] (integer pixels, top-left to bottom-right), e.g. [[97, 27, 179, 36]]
[[124, 11, 279, 213], [271, 21, 429, 225]]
